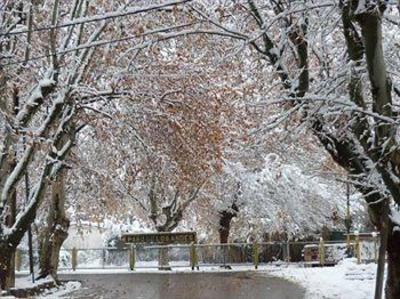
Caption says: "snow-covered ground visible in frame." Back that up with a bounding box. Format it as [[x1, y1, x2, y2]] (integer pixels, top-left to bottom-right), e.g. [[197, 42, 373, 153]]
[[35, 282, 81, 299], [11, 259, 379, 299], [1, 277, 81, 299], [265, 258, 378, 299]]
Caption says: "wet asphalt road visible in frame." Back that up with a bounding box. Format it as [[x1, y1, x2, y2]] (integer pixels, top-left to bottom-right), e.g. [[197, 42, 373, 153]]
[[58, 271, 305, 299]]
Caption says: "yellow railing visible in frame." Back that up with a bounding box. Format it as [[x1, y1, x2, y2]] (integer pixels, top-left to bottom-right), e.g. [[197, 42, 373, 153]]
[[14, 239, 380, 272]]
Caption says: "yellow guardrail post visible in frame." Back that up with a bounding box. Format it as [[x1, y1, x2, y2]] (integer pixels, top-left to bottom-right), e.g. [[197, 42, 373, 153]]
[[319, 238, 325, 266], [286, 241, 291, 264], [129, 244, 136, 270], [355, 234, 361, 264], [15, 249, 22, 272], [190, 242, 198, 270], [71, 247, 78, 271], [253, 242, 259, 269], [227, 244, 231, 265], [346, 233, 351, 253]]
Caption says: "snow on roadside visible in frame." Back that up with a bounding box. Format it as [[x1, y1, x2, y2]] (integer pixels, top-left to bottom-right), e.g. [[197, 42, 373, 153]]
[[0, 276, 81, 299], [14, 276, 53, 289], [8, 276, 81, 299], [265, 258, 378, 299], [34, 281, 81, 298]]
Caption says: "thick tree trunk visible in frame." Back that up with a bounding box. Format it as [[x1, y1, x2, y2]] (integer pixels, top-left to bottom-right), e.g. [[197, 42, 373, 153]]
[[155, 228, 171, 270], [218, 203, 238, 244], [0, 243, 15, 291], [37, 171, 69, 281], [219, 212, 233, 244], [4, 192, 16, 288], [355, 7, 399, 298], [0, 91, 19, 289], [385, 224, 400, 299], [0, 194, 38, 290]]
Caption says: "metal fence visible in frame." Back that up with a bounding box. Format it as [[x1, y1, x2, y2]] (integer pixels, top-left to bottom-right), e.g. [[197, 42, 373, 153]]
[[15, 237, 380, 272]]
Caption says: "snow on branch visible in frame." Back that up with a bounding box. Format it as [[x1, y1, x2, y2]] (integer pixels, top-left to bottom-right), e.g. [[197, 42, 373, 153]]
[[4, 0, 193, 37], [15, 71, 57, 127]]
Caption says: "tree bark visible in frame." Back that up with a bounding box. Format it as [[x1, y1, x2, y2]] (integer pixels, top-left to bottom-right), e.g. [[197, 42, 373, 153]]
[[218, 203, 238, 244], [0, 87, 20, 289], [0, 243, 15, 291], [3, 191, 16, 288], [386, 222, 400, 299], [354, 6, 399, 298], [155, 227, 171, 270], [37, 170, 69, 281]]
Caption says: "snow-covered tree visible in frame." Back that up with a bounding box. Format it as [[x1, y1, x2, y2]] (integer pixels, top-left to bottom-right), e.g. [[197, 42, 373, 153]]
[[0, 0, 191, 289], [189, 0, 400, 296]]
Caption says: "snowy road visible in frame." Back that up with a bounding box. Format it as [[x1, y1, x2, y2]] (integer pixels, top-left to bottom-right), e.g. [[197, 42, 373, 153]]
[[57, 271, 305, 299]]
